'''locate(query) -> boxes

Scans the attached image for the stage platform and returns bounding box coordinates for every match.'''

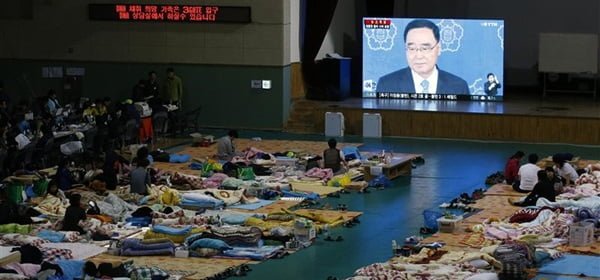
[302,94,600,145]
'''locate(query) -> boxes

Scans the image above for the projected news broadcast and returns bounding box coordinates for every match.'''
[363,18,504,101]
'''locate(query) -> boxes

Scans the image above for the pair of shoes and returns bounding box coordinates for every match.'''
[359,188,371,194]
[324,235,344,242]
[343,219,359,228]
[327,276,338,280]
[327,192,340,198]
[404,235,423,245]
[419,227,436,234]
[337,204,348,211]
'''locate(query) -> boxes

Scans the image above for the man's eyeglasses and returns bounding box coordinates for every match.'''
[406,42,439,54]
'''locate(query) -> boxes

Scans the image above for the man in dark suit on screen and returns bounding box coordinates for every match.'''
[376,19,469,95]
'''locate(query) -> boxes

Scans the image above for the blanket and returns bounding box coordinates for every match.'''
[220,245,284,260]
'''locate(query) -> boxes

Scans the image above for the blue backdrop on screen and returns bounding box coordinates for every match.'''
[362,18,504,99]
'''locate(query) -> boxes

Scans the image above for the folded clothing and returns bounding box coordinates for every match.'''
[143,227,205,244]
[199,226,262,247]
[180,192,224,209]
[121,238,175,251]
[180,199,223,209]
[151,225,192,236]
[121,247,174,256]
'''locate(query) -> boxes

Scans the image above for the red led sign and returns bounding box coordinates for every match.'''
[89,4,251,23]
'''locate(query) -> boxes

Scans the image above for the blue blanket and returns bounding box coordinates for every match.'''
[57,260,85,280]
[152,225,192,236]
[537,254,600,278]
[38,230,65,243]
[169,154,191,163]
[121,238,175,250]
[228,199,277,210]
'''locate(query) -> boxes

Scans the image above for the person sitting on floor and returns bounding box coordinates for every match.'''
[504,151,524,184]
[57,158,76,191]
[216,129,239,161]
[130,158,150,195]
[46,179,67,203]
[132,146,153,167]
[552,155,578,186]
[322,138,347,174]
[545,166,563,194]
[62,194,87,234]
[511,170,555,207]
[513,153,540,193]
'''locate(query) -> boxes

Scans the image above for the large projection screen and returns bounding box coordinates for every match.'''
[363,18,505,101]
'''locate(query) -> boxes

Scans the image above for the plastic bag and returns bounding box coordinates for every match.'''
[60,141,83,155]
[368,175,392,189]
[237,167,256,180]
[423,210,443,231]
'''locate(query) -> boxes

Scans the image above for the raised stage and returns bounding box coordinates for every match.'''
[303,94,600,145]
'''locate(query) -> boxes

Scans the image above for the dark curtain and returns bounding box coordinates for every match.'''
[300,0,338,99]
[365,0,395,17]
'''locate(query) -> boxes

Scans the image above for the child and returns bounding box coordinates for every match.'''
[130,158,150,195]
[62,194,87,234]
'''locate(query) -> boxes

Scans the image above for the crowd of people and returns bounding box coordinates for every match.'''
[505,151,599,207]
[0,68,185,180]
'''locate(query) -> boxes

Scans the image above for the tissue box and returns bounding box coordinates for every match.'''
[569,222,594,247]
[437,216,462,233]
[294,227,316,242]
[175,247,189,258]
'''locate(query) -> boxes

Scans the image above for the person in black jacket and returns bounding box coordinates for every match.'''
[62,194,87,234]
[512,170,555,207]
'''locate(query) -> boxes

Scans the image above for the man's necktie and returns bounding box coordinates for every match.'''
[421,80,429,94]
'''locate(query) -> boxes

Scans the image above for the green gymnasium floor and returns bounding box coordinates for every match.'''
[173,129,600,280]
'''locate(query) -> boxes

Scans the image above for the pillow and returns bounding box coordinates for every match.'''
[189,238,231,251]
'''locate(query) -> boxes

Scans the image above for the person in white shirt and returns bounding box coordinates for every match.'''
[553,158,579,186]
[513,154,541,193]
